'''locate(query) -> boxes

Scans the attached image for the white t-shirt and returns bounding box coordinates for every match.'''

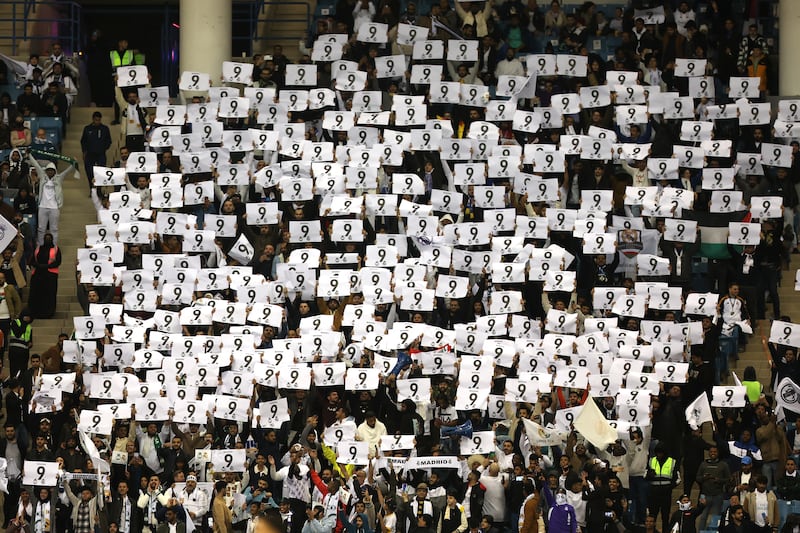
[754,491,769,526]
[127,104,144,135]
[384,512,397,533]
[0,285,10,320]
[40,177,58,209]
[739,471,752,501]
[480,473,507,523]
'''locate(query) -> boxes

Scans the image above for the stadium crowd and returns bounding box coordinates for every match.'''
[0,1,799,533]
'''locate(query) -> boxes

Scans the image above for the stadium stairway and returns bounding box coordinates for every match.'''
[257,0,316,61]
[27,107,116,356]
[726,263,799,393]
[0,3,31,57]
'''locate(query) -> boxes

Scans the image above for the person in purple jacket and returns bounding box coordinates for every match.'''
[542,485,577,533]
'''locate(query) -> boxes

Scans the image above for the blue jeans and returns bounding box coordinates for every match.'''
[763,460,779,490]
[717,327,739,382]
[698,493,724,530]
[630,476,648,524]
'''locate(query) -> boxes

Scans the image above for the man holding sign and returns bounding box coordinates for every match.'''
[114,85,148,152]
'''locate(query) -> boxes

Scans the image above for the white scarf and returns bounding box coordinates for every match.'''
[121,496,131,532]
[34,501,49,533]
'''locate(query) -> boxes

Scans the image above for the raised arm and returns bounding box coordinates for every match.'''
[27,153,44,176]
[309,467,329,496]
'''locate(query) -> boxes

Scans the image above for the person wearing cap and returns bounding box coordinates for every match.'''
[64,482,105,533]
[173,473,207,529]
[401,483,436,533]
[27,152,70,246]
[541,484,577,533]
[732,456,757,502]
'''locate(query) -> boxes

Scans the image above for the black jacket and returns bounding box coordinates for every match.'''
[668,504,704,533]
[108,494,143,533]
[4,390,25,428]
[465,482,485,527]
[80,123,112,154]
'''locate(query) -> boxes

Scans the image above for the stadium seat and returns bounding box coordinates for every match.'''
[1,188,17,207]
[0,84,22,101]
[315,0,336,17]
[36,116,62,148]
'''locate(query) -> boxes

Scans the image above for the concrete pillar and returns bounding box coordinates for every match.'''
[180,0,231,83]
[780,0,800,96]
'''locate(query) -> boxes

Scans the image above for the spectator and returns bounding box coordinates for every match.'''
[738,24,769,73]
[114,87,148,152]
[544,1,565,35]
[743,476,778,530]
[39,82,67,121]
[80,111,112,195]
[9,116,30,148]
[696,446,731,529]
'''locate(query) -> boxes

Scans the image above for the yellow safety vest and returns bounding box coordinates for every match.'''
[110,49,134,68]
[9,319,31,347]
[649,457,675,485]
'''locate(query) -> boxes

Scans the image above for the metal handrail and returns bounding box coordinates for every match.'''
[232,1,262,57]
[254,1,311,44]
[0,0,82,55]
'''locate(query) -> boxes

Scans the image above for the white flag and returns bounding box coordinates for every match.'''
[684,393,713,430]
[776,377,800,414]
[573,394,618,448]
[522,417,565,446]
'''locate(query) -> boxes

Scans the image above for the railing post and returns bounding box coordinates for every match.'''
[12,3,16,56]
